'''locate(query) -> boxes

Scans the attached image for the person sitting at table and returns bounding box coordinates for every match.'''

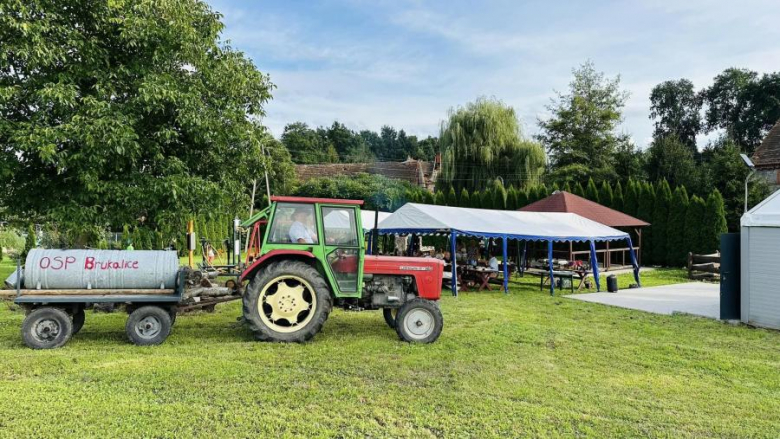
[488,253,499,271]
[442,251,452,263]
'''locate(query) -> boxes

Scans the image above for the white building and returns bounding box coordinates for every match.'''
[741,190,780,330]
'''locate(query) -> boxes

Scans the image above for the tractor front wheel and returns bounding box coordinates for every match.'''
[395,299,443,343]
[243,261,332,343]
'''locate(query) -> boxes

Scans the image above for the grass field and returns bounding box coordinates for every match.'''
[0,265,778,437]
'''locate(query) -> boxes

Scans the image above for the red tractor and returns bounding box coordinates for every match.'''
[239,196,444,343]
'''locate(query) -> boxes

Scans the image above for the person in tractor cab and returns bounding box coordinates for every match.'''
[288,208,318,244]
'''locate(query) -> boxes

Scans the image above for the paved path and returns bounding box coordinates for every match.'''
[564,282,720,319]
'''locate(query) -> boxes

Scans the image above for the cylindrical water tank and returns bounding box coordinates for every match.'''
[25,249,179,290]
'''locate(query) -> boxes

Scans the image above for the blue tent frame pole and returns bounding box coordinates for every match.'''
[521,240,527,275]
[548,240,555,296]
[589,240,601,292]
[627,236,641,287]
[367,232,373,255]
[450,231,458,297]
[502,235,509,294]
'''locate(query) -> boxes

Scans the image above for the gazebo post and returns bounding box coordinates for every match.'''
[502,235,509,294]
[589,240,601,292]
[548,240,555,296]
[627,236,641,287]
[450,230,458,297]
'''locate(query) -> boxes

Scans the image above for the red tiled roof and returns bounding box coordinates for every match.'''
[519,191,649,227]
[752,120,780,170]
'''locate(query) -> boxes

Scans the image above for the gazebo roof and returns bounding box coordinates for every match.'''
[519,191,649,228]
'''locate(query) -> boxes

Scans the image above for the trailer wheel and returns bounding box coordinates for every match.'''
[382,308,398,329]
[395,299,443,343]
[126,306,172,346]
[21,307,73,349]
[72,308,85,335]
[243,260,332,342]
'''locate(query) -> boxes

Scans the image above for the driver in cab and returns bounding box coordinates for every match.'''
[289,208,318,244]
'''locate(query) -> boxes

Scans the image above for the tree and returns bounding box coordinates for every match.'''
[667,186,690,267]
[447,187,458,207]
[434,191,446,206]
[423,191,435,205]
[282,122,339,164]
[599,181,614,208]
[652,180,672,265]
[649,79,702,150]
[480,190,492,209]
[516,189,528,208]
[645,136,699,192]
[573,182,586,198]
[613,141,647,182]
[538,61,630,184]
[585,178,600,204]
[459,188,471,208]
[439,97,546,192]
[703,190,728,253]
[636,183,656,264]
[23,225,37,257]
[685,195,707,254]
[506,187,519,210]
[0,0,274,236]
[612,181,624,212]
[622,180,639,217]
[702,68,780,153]
[563,182,573,193]
[491,180,507,210]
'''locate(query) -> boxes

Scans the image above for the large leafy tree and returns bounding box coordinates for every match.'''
[649,79,702,151]
[281,122,339,164]
[538,61,630,184]
[645,135,700,192]
[702,68,780,153]
[439,97,546,192]
[0,0,274,234]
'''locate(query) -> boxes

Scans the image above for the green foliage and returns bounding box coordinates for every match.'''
[585,178,600,203]
[646,136,699,192]
[685,196,707,254]
[652,180,672,265]
[563,182,573,193]
[0,229,25,258]
[636,183,655,264]
[423,191,435,205]
[516,189,528,208]
[539,61,630,183]
[506,187,518,210]
[702,68,780,153]
[23,225,36,257]
[491,180,507,210]
[480,190,493,209]
[612,181,624,212]
[459,188,471,208]
[598,181,613,208]
[294,174,418,211]
[573,182,586,198]
[703,190,728,254]
[434,191,446,206]
[649,79,702,149]
[447,187,458,207]
[281,122,339,164]
[667,187,690,267]
[0,0,274,234]
[439,97,546,192]
[623,180,639,217]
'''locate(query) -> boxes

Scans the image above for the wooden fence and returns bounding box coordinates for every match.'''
[687,252,720,280]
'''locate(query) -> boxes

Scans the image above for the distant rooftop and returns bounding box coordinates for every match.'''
[294,157,439,191]
[752,120,780,170]
[519,190,649,228]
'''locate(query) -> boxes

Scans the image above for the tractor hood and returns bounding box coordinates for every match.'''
[363,255,444,300]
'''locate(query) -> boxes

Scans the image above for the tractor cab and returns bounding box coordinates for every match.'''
[239,196,444,343]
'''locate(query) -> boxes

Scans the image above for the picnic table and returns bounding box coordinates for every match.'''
[461,266,499,291]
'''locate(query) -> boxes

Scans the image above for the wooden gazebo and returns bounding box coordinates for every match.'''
[520,191,650,269]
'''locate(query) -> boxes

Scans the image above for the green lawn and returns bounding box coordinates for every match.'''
[0,268,778,437]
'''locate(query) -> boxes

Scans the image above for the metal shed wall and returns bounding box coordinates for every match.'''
[741,226,780,329]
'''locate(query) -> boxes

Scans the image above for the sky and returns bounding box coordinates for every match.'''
[209,0,780,149]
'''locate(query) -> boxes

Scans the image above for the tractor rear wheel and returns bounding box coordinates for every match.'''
[395,299,443,343]
[243,260,332,343]
[382,308,398,329]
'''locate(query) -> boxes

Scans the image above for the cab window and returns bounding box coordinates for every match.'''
[322,207,359,246]
[268,203,318,244]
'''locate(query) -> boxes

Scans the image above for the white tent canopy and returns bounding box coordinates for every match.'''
[742,189,780,227]
[361,210,391,231]
[323,209,391,231]
[378,203,629,241]
[377,203,640,296]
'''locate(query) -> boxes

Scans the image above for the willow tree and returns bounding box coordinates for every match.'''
[439,98,546,192]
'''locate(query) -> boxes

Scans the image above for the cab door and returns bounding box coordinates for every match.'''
[319,205,364,297]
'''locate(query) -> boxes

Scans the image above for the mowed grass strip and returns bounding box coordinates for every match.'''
[0,267,777,437]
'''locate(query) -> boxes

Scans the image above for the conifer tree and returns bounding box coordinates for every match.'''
[585,178,600,203]
[667,186,690,266]
[563,181,573,193]
[447,187,458,206]
[686,195,706,254]
[506,187,518,210]
[703,190,728,253]
[652,180,672,265]
[459,188,471,208]
[613,181,624,212]
[599,181,614,208]
[636,182,656,264]
[516,189,528,208]
[573,182,586,198]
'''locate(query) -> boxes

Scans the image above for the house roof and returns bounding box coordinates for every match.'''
[752,120,780,170]
[519,191,650,228]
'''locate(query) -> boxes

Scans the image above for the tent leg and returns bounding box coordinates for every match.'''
[627,236,641,287]
[589,240,601,292]
[367,233,372,255]
[450,231,458,297]
[502,236,509,294]
[548,240,555,296]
